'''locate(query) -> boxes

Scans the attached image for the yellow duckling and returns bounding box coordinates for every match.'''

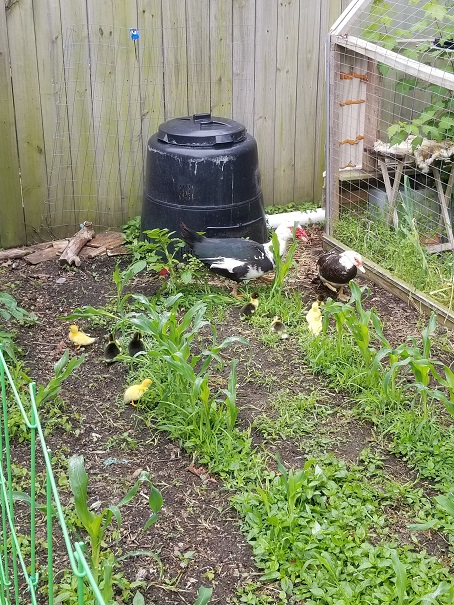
[306,301,323,336]
[123,379,152,406]
[68,324,96,349]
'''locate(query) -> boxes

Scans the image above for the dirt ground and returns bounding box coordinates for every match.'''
[1,230,451,604]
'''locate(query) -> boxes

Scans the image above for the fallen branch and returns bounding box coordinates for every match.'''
[59,222,95,267]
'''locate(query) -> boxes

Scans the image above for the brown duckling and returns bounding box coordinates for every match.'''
[104,332,121,363]
[128,332,145,357]
[239,292,260,319]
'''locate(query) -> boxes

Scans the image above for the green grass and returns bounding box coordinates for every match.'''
[334,212,454,310]
[253,389,333,441]
[51,231,454,604]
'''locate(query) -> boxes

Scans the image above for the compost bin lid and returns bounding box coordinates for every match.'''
[157,113,247,146]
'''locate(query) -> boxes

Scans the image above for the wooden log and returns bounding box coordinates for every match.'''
[85,231,123,249]
[106,245,130,257]
[59,222,95,267]
[25,246,59,265]
[79,245,107,259]
[0,248,32,261]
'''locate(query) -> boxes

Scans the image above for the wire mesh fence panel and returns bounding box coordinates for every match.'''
[45,23,257,237]
[0,347,106,605]
[326,0,454,311]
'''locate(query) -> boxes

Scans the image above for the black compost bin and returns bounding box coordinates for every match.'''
[141,113,267,244]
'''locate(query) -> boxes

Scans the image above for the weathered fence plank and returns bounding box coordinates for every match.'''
[210,0,233,118]
[232,0,255,134]
[137,0,165,159]
[254,0,278,206]
[273,0,300,205]
[0,4,26,248]
[6,0,48,243]
[294,0,322,203]
[110,2,144,222]
[186,0,211,116]
[86,1,122,228]
[162,0,189,120]
[34,0,73,239]
[60,1,97,229]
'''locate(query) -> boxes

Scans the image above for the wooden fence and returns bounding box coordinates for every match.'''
[0,0,350,248]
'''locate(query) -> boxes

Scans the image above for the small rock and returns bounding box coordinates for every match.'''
[56,277,66,284]
[135,568,148,582]
[131,468,144,479]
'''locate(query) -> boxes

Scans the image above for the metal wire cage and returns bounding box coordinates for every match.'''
[325,0,454,310]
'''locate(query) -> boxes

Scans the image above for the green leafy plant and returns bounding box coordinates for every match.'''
[63,260,148,334]
[35,350,85,406]
[193,586,213,605]
[321,283,381,366]
[112,260,147,311]
[364,0,454,147]
[321,297,351,352]
[68,455,162,599]
[221,358,239,434]
[0,292,37,325]
[128,295,247,453]
[381,313,440,414]
[269,228,299,298]
[122,215,141,243]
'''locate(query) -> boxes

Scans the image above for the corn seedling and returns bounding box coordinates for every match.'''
[382,313,439,414]
[321,297,351,353]
[63,260,147,334]
[343,282,377,366]
[127,296,246,453]
[68,455,162,599]
[269,227,299,298]
[112,259,147,312]
[221,359,239,434]
[430,365,454,417]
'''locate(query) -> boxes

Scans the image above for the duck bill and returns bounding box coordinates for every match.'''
[358,264,366,273]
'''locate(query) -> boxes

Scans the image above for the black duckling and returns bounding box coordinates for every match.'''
[270,316,289,339]
[104,332,121,363]
[239,292,260,319]
[128,332,145,357]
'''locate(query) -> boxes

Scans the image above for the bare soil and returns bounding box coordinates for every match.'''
[1,229,452,604]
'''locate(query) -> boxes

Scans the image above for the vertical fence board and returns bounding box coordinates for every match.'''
[162,0,188,120]
[232,0,255,133]
[186,0,211,116]
[33,0,74,239]
[210,0,233,118]
[60,1,98,229]
[254,0,277,206]
[294,0,322,203]
[7,0,48,243]
[273,0,300,205]
[137,0,165,166]
[0,5,26,248]
[110,2,143,222]
[86,1,123,228]
[313,0,344,204]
